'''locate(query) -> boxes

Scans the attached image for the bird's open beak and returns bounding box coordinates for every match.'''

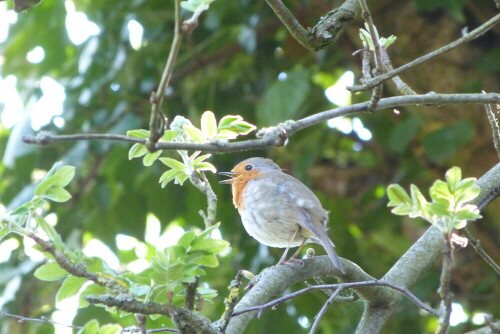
[218,171,237,184]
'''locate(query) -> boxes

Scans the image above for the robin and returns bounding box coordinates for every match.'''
[220,157,345,274]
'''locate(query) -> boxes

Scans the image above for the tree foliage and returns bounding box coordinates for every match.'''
[0,0,499,333]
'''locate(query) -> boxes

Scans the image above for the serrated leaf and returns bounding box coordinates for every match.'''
[178,231,196,250]
[53,166,75,188]
[143,151,162,166]
[387,184,412,206]
[159,157,186,171]
[190,238,229,254]
[56,276,88,302]
[429,180,451,201]
[201,111,217,139]
[44,188,72,203]
[127,129,150,138]
[34,262,69,281]
[128,143,148,160]
[455,183,480,204]
[445,166,462,191]
[184,124,206,143]
[410,184,428,215]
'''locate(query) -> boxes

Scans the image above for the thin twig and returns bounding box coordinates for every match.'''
[22,93,500,152]
[380,47,417,95]
[231,280,438,318]
[348,13,500,92]
[463,227,500,275]
[1,312,81,330]
[136,314,148,334]
[309,287,344,334]
[147,0,184,151]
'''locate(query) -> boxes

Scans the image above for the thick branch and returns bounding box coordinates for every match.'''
[86,295,219,334]
[348,13,500,92]
[23,93,500,152]
[265,0,359,50]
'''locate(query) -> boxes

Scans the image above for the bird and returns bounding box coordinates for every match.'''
[219,157,345,274]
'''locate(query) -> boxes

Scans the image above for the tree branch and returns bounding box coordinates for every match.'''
[22,93,500,152]
[348,13,500,92]
[265,0,360,50]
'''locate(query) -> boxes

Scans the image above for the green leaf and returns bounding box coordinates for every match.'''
[178,231,196,250]
[35,215,61,245]
[143,151,162,166]
[56,276,88,302]
[184,123,206,143]
[257,69,310,125]
[127,129,150,138]
[190,238,229,254]
[159,157,186,171]
[201,111,217,139]
[34,262,69,281]
[410,184,429,217]
[77,319,100,334]
[34,175,60,196]
[456,184,480,204]
[159,169,184,187]
[161,130,178,141]
[53,166,76,188]
[387,184,412,206]
[197,222,220,238]
[429,201,452,217]
[455,205,482,221]
[445,166,462,192]
[176,173,189,185]
[390,204,413,216]
[128,143,148,159]
[192,254,219,267]
[195,162,216,173]
[44,187,72,203]
[429,180,451,201]
[98,324,123,334]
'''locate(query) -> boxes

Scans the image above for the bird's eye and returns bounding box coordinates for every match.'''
[245,164,253,171]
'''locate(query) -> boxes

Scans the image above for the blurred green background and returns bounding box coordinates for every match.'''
[0,0,498,333]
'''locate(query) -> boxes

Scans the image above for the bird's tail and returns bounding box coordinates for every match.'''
[317,231,345,274]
